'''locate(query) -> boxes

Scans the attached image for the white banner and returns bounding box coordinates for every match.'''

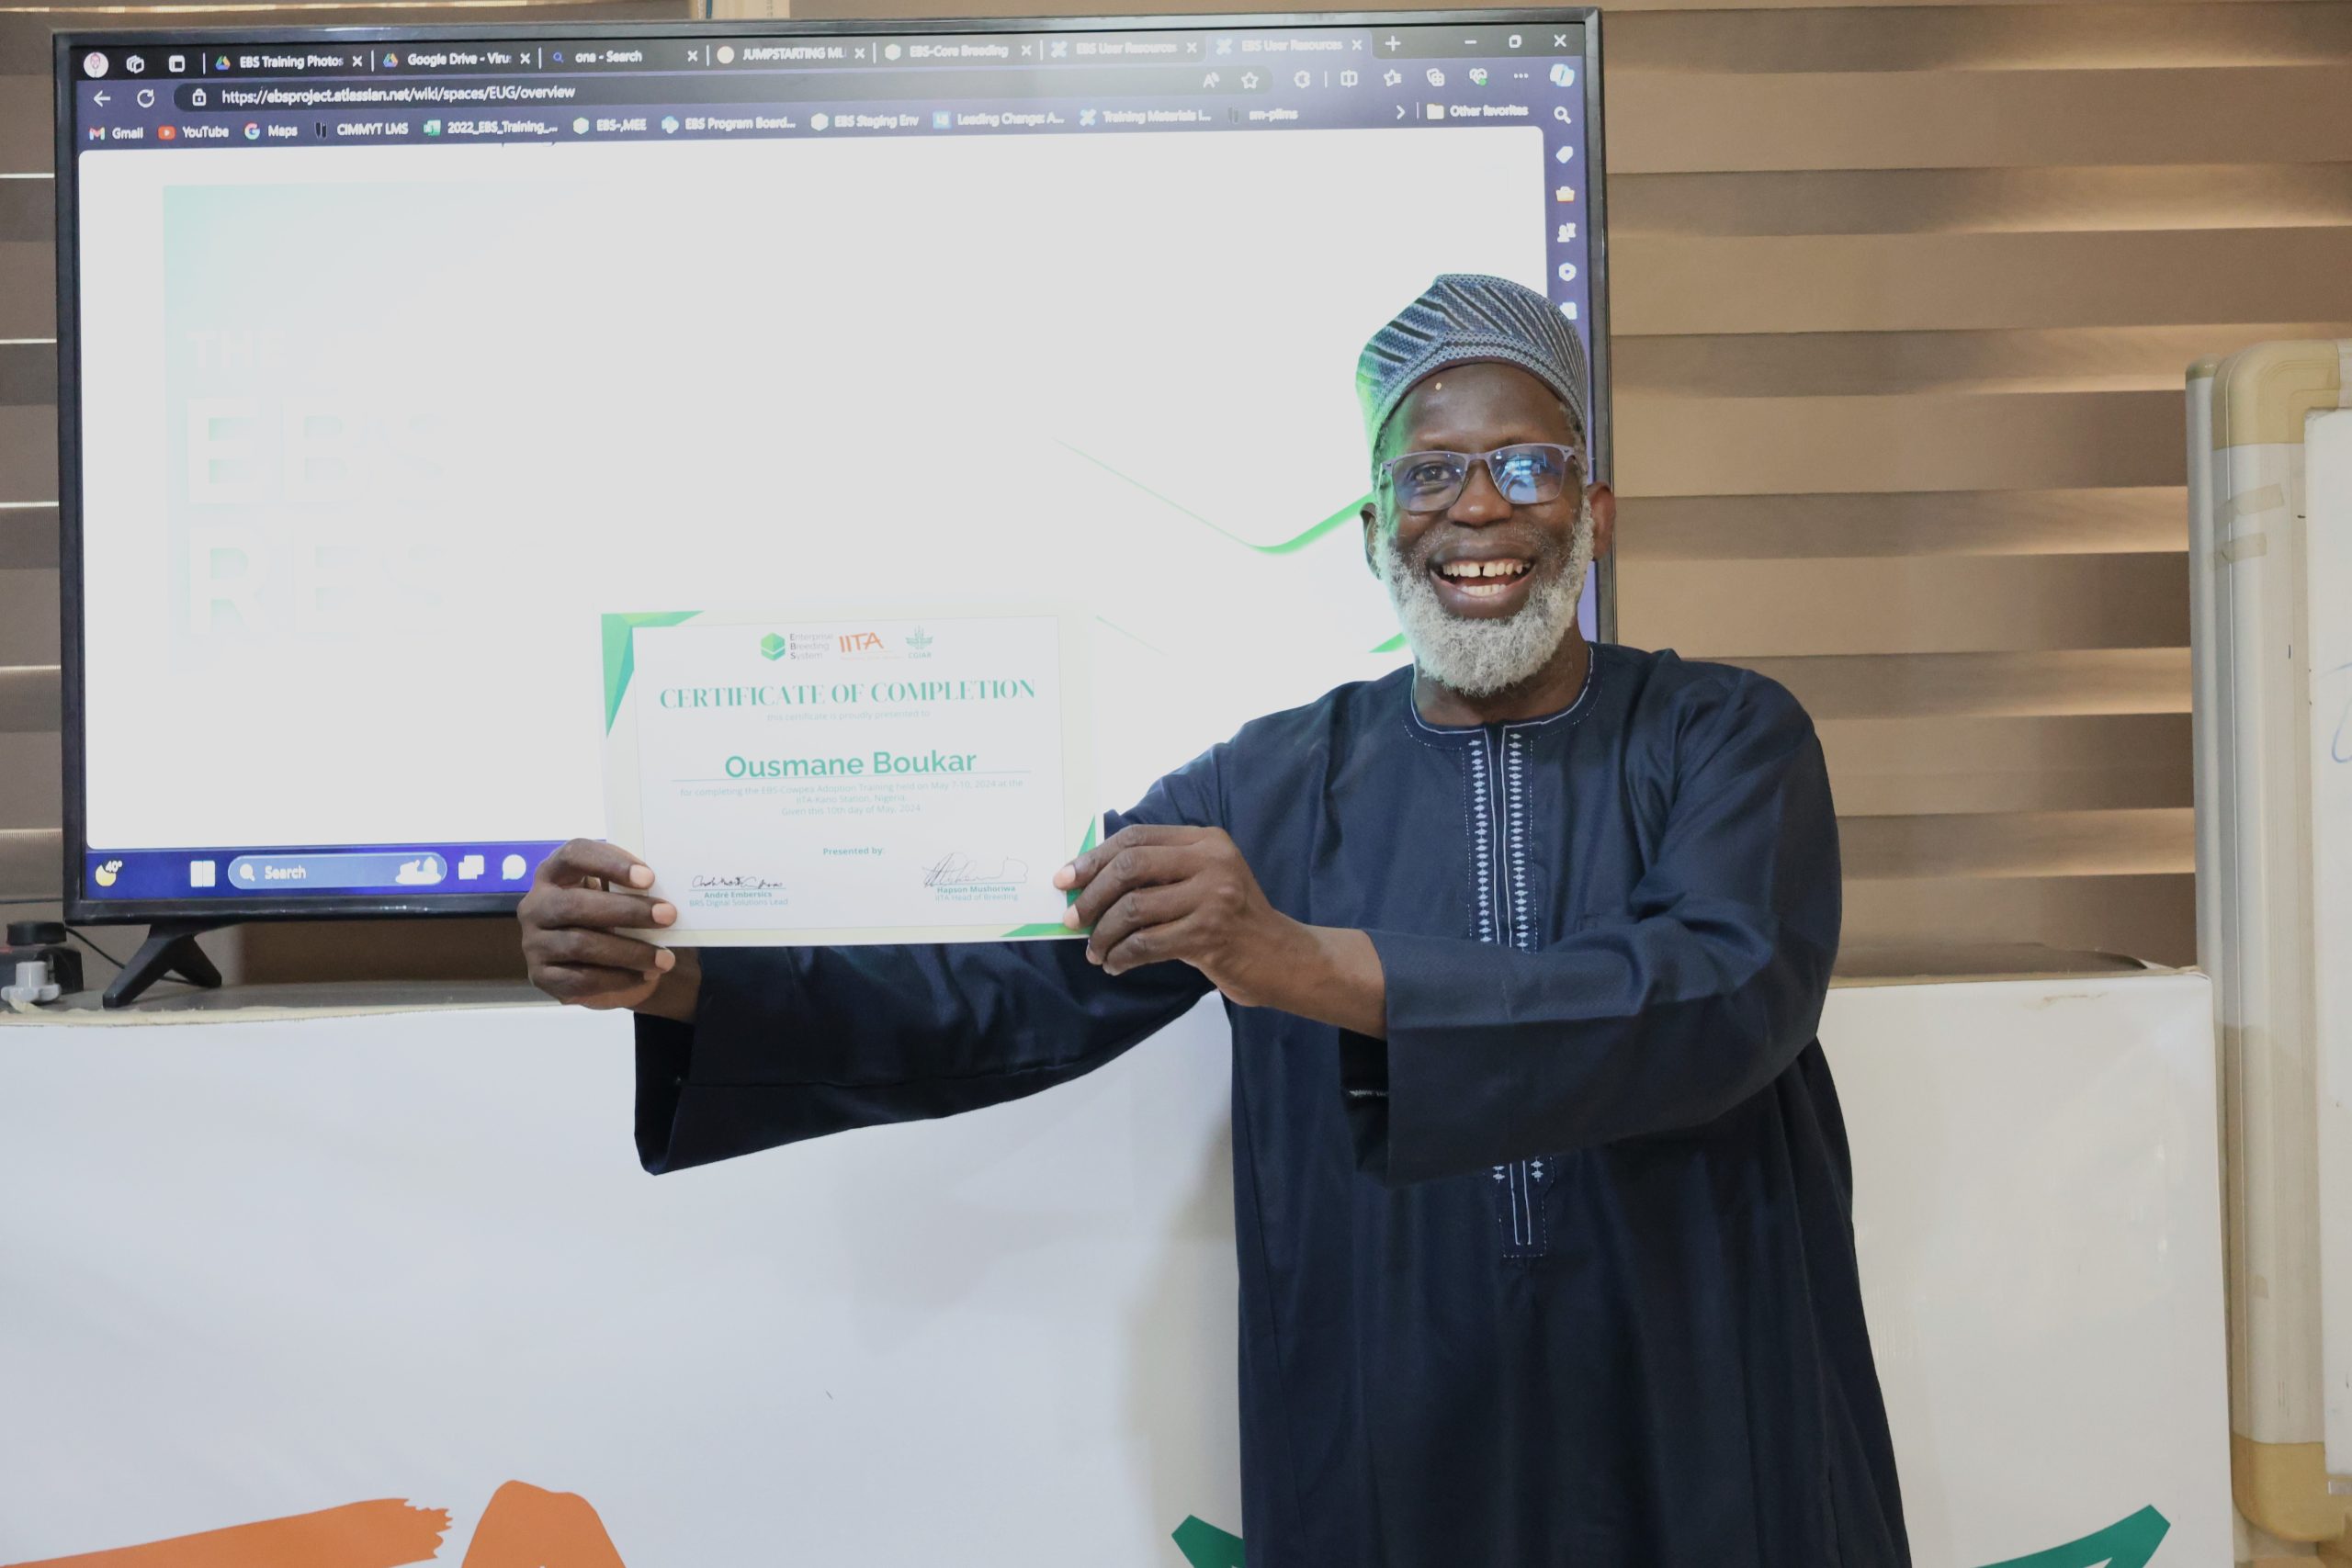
[0,973,2227,1566]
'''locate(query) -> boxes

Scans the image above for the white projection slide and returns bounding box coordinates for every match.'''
[75,128,1546,852]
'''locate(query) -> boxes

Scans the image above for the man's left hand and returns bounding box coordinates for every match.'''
[1056,825,1387,1033]
[1054,825,1304,1003]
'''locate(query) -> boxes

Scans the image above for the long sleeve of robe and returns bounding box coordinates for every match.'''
[633,645,1910,1568]
[1341,666,1840,1184]
[633,767,1218,1176]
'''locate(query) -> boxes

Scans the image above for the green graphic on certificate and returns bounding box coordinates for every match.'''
[601,605,1095,946]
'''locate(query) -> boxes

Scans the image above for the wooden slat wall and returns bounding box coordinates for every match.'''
[1600,0,2352,969]
[0,9,61,927]
[782,0,2352,972]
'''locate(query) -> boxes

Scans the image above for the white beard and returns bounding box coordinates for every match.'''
[1380,496,1595,700]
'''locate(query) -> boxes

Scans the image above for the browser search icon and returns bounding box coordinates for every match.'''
[1553,106,1571,123]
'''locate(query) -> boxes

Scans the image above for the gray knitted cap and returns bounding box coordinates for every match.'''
[1356,273,1589,454]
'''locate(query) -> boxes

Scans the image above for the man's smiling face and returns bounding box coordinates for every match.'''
[1363,360,1615,700]
[1372,360,1591,618]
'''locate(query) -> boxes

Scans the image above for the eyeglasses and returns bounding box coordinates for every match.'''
[1375,443,1586,514]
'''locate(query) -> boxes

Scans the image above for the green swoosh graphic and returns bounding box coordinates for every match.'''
[602,611,700,733]
[1976,1506,2169,1568]
[1056,438,1367,557]
[1171,1515,1245,1568]
[1371,632,1407,654]
[1170,1506,2170,1568]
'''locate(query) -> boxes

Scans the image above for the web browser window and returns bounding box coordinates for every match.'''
[62,16,1602,914]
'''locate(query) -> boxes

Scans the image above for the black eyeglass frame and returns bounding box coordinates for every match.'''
[1374,442,1591,514]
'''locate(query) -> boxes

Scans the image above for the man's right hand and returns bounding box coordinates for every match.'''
[519,839,700,1022]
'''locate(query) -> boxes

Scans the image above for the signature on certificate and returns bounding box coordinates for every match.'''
[922,852,1030,887]
[691,874,786,890]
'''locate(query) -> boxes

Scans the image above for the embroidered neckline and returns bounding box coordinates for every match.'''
[1403,642,1605,746]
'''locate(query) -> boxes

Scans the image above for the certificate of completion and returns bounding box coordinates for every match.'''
[601,605,1094,945]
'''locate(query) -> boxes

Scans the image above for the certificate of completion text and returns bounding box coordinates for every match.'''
[601,606,1093,945]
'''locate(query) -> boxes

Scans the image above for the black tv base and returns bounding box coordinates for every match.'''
[103,920,225,1010]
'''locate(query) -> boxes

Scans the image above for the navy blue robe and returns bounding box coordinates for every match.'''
[634,643,1910,1567]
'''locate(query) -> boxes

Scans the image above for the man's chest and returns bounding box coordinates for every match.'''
[1228,732,1663,947]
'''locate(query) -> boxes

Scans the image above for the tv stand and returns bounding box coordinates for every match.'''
[103,920,226,1010]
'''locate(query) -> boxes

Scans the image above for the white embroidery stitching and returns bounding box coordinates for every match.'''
[1466,741,1498,946]
[1498,729,1553,1257]
[1422,661,1601,1262]
[1506,731,1533,954]
[1473,731,1549,1258]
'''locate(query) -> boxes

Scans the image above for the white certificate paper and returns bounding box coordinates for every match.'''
[601,605,1094,945]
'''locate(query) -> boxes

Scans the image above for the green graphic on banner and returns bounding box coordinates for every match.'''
[1167,1506,2168,1568]
[601,611,700,733]
[1171,1515,1246,1568]
[1056,439,1367,557]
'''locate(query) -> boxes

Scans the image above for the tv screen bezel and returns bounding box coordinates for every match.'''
[53,6,1611,925]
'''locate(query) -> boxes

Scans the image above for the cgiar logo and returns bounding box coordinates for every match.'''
[906,627,934,657]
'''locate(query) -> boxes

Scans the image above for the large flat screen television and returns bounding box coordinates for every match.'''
[54,9,1609,984]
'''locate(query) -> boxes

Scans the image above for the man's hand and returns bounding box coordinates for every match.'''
[518,840,700,1022]
[1055,825,1385,1034]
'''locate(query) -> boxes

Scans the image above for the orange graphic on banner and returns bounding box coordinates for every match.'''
[4,1481,626,1568]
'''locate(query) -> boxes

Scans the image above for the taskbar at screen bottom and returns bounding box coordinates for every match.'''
[82,841,566,902]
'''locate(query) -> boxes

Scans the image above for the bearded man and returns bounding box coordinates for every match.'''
[521,273,1911,1567]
